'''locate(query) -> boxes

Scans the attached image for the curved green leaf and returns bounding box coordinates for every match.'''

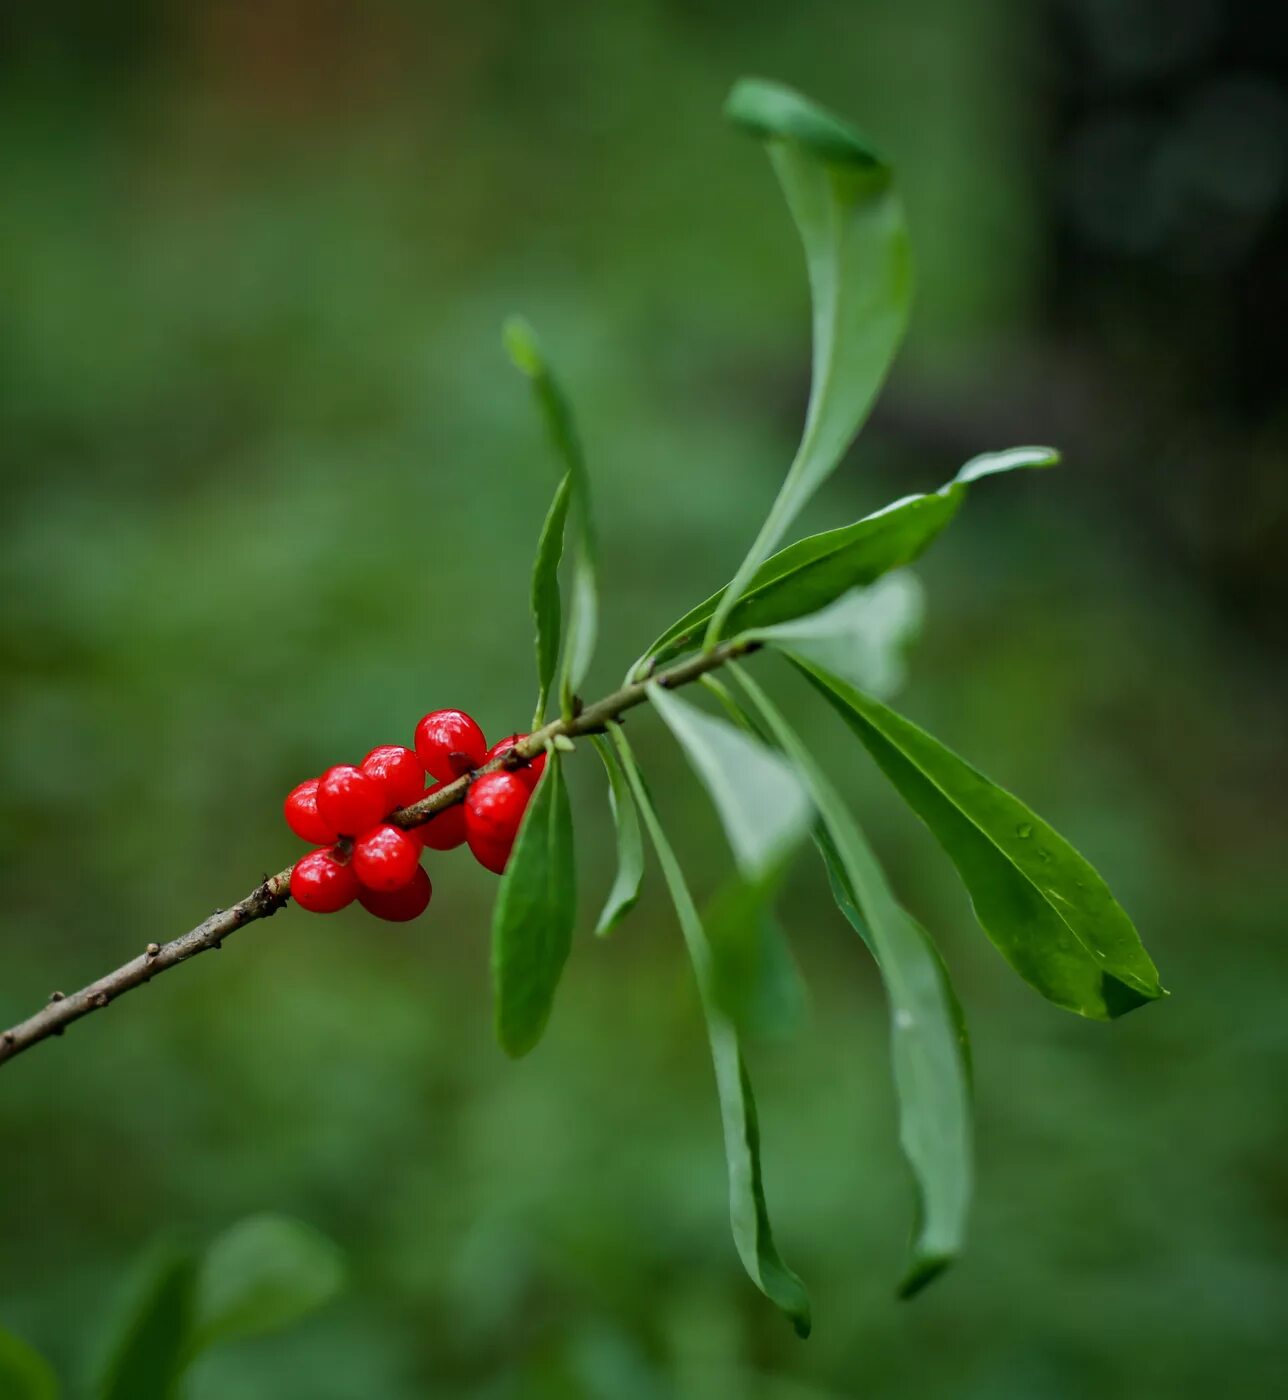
[745,572,924,698]
[0,1328,58,1400]
[491,749,577,1056]
[96,1245,197,1400]
[647,682,811,880]
[791,658,1165,1019]
[637,446,1058,673]
[505,318,598,720]
[703,875,808,1041]
[610,725,811,1336]
[530,471,572,727]
[733,667,972,1294]
[192,1214,345,1352]
[591,736,644,937]
[705,80,913,647]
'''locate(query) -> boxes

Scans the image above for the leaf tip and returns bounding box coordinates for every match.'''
[502,315,543,377]
[897,1251,953,1300]
[724,76,887,171]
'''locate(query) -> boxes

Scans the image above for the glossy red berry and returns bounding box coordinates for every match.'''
[410,785,468,851]
[352,824,422,892]
[484,734,547,791]
[284,778,339,845]
[359,865,433,922]
[465,771,531,852]
[361,744,426,809]
[290,848,359,913]
[316,764,389,836]
[468,830,513,875]
[414,709,488,783]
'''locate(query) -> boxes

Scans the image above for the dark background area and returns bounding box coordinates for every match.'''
[2,2,1286,1395]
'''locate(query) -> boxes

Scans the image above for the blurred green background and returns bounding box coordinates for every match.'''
[3,1,1286,1395]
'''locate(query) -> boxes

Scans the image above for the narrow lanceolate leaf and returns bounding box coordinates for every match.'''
[192,1215,346,1353]
[97,1245,198,1400]
[791,658,1165,1019]
[530,470,573,727]
[703,875,808,1041]
[647,682,811,880]
[610,725,811,1336]
[0,1328,58,1400]
[744,572,924,698]
[591,736,644,936]
[637,445,1058,674]
[491,749,576,1056]
[704,79,913,648]
[733,667,972,1295]
[504,317,598,720]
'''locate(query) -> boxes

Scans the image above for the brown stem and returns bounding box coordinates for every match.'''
[0,638,756,1068]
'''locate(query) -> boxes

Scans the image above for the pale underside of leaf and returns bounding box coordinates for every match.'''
[610,724,811,1336]
[647,681,811,880]
[591,736,644,936]
[731,665,973,1295]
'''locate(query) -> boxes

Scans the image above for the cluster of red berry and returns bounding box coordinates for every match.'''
[283,709,546,922]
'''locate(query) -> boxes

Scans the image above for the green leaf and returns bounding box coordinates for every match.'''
[647,682,811,880]
[703,874,808,1041]
[96,1245,197,1400]
[705,79,913,648]
[744,571,924,698]
[732,666,972,1295]
[192,1214,346,1352]
[791,658,1165,1019]
[591,737,644,937]
[505,317,598,720]
[610,725,811,1336]
[530,471,572,728]
[637,445,1058,673]
[491,749,577,1056]
[0,1328,58,1400]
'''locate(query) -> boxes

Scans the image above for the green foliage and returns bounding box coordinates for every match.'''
[744,571,925,698]
[97,1246,198,1400]
[0,1328,58,1400]
[505,318,598,722]
[705,79,913,647]
[490,749,577,1057]
[91,1218,345,1400]
[191,1214,346,1352]
[610,726,812,1337]
[529,472,573,729]
[590,736,644,937]
[637,445,1058,673]
[791,658,1165,1019]
[732,667,972,1295]
[647,683,810,881]
[492,84,1157,1324]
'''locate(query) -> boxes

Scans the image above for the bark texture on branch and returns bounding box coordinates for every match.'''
[0,638,756,1068]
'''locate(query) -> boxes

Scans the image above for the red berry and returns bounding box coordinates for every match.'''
[284,778,339,845]
[290,847,359,913]
[484,734,547,790]
[316,764,389,836]
[468,829,513,875]
[359,865,433,922]
[465,771,531,848]
[409,785,468,851]
[414,709,488,782]
[361,744,426,808]
[352,824,422,891]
